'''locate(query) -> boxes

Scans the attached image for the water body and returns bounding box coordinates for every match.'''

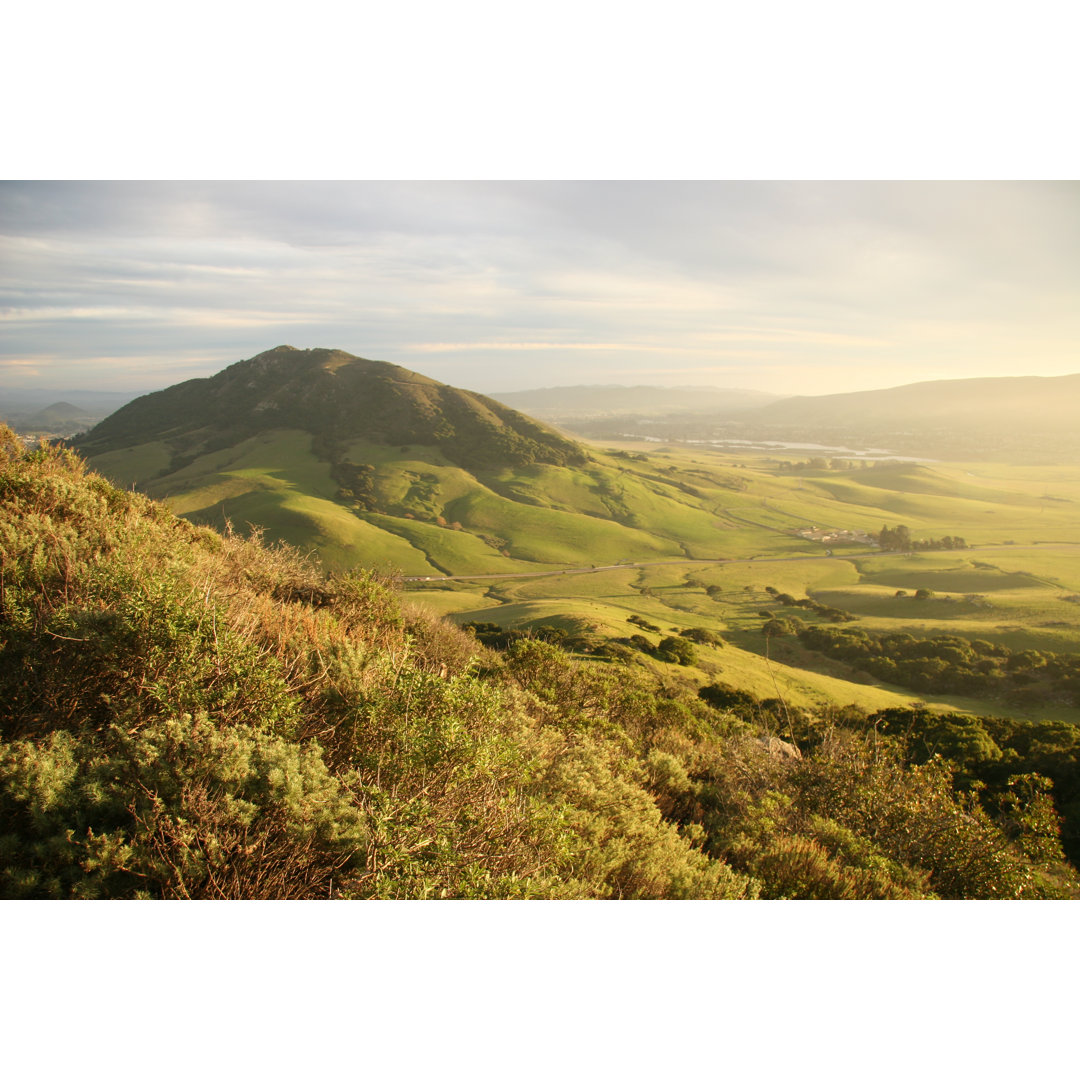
[619,433,936,462]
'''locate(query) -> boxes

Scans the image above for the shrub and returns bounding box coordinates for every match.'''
[0,716,367,899]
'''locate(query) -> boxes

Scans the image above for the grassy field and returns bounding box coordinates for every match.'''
[400,443,1080,724]
[87,427,1080,725]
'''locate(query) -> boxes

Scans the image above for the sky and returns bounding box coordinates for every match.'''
[2,180,1078,399]
[5,1,1080,1050]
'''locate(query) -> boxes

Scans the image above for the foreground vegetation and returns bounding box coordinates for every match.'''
[3,428,1078,899]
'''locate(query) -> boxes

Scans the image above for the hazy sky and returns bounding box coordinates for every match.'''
[2,180,1078,397]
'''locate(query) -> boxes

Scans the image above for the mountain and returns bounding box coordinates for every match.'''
[0,387,142,414]
[753,373,1080,428]
[488,384,784,420]
[75,350,1080,591]
[0,394,137,438]
[81,347,700,574]
[742,373,1080,461]
[76,345,588,472]
[18,401,91,433]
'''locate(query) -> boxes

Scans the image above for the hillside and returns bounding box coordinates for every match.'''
[76,345,587,473]
[750,373,1080,454]
[0,387,140,416]
[755,373,1080,428]
[0,401,98,438]
[4,427,1078,899]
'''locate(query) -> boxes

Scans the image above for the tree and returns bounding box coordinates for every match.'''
[878,524,912,552]
[656,636,695,665]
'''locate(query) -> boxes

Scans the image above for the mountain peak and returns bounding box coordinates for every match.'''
[76,347,588,474]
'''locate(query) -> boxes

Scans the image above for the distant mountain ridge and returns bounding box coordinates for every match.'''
[739,373,1080,460]
[2,401,96,436]
[518,371,1080,462]
[0,388,142,414]
[489,384,783,419]
[752,373,1080,428]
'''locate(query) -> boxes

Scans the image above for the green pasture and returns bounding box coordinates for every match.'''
[402,588,503,618]
[437,586,946,718]
[445,487,681,565]
[972,550,1080,593]
[482,463,614,516]
[499,566,643,601]
[151,430,339,500]
[86,428,1080,725]
[85,439,173,488]
[363,513,541,576]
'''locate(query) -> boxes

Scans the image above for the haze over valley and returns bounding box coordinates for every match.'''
[498,372,1080,463]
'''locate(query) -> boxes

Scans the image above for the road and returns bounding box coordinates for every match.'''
[402,541,1080,585]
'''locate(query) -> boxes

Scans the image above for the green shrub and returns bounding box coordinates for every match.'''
[0,716,366,899]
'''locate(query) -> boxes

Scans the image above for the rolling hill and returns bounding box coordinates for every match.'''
[748,373,1080,456]
[73,348,1080,734]
[82,347,818,576]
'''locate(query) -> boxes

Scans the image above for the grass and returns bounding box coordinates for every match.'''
[11,434,1070,901]
[86,427,1080,727]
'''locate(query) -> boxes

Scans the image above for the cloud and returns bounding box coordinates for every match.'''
[2,181,1079,396]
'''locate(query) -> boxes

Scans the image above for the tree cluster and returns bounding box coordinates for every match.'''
[877,524,966,552]
[796,625,1080,708]
[763,586,855,622]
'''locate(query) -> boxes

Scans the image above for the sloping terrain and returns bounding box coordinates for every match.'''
[752,373,1080,431]
[4,427,1078,899]
[73,350,1080,728]
[76,345,587,473]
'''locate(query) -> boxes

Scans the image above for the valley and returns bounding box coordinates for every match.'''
[9,346,1080,900]
[8,173,1080,909]
[402,446,1080,726]
[75,351,1080,730]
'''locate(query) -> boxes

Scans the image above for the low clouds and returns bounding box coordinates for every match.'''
[2,181,1078,394]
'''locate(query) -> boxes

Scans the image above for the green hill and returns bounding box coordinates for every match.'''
[4,427,1078,899]
[76,345,588,473]
[76,349,766,573]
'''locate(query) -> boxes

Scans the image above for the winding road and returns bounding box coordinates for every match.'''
[402,541,1080,585]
